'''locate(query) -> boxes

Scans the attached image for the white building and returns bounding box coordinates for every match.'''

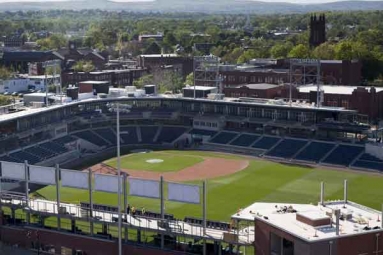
[0,78,29,93]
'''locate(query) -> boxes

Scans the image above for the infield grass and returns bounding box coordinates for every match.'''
[104,151,204,172]
[35,150,383,222]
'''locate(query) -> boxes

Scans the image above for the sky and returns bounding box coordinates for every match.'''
[0,0,380,3]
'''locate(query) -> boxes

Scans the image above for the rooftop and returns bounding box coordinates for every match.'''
[140,54,178,58]
[232,201,382,242]
[237,83,281,90]
[183,86,217,91]
[298,85,383,95]
[79,81,109,85]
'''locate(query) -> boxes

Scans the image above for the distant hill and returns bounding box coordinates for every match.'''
[1,0,383,13]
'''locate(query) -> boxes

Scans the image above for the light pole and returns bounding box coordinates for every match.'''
[116,102,122,255]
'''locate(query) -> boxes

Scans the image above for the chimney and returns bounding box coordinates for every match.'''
[335,209,340,236]
[343,180,348,208]
[320,182,325,206]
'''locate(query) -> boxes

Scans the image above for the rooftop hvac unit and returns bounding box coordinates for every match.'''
[31,102,44,109]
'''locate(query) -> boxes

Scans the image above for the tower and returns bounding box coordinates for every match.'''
[309,14,326,48]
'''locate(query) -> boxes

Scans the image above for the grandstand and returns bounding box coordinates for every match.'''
[0,96,376,173]
[0,94,380,255]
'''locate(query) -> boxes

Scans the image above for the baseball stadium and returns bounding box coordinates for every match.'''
[0,96,383,255]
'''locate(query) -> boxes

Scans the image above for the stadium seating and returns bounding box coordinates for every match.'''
[40,141,68,154]
[140,126,159,144]
[120,126,139,144]
[10,150,41,164]
[54,136,77,146]
[294,142,336,162]
[74,130,109,147]
[230,134,260,147]
[266,139,308,158]
[156,126,188,143]
[0,155,21,163]
[189,129,217,137]
[25,146,56,160]
[210,132,239,145]
[322,145,364,166]
[252,136,281,150]
[352,153,383,171]
[93,128,117,145]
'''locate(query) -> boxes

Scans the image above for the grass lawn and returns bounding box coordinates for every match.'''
[104,151,204,172]
[35,150,383,222]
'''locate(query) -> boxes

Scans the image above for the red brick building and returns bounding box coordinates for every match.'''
[233,200,383,255]
[296,85,383,120]
[62,68,148,87]
[224,83,283,99]
[221,59,362,87]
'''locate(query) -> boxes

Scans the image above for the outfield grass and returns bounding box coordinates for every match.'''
[35,150,383,222]
[104,151,204,172]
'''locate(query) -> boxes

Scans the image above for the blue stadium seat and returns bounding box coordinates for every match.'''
[210,132,238,145]
[359,153,383,163]
[157,126,188,143]
[140,126,159,144]
[323,145,364,166]
[189,129,217,136]
[10,150,41,165]
[266,139,308,158]
[0,155,21,163]
[120,127,139,145]
[230,134,260,147]
[54,136,77,146]
[74,131,109,147]
[252,136,281,150]
[25,146,56,160]
[352,153,383,171]
[93,128,117,145]
[40,141,68,154]
[294,142,336,162]
[353,160,383,172]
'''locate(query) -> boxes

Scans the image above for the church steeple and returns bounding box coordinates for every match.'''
[309,13,326,48]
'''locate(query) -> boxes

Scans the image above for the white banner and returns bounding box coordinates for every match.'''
[61,169,89,189]
[29,166,56,185]
[1,161,25,180]
[129,178,160,199]
[94,174,122,193]
[168,183,200,204]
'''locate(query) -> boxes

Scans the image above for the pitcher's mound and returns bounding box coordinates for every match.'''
[146,159,164,164]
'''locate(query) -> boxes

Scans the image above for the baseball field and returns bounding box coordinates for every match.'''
[35,150,383,222]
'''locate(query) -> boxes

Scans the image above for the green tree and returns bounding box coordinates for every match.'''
[0,67,12,80]
[270,42,293,59]
[0,95,12,106]
[73,61,95,73]
[132,74,154,89]
[312,42,335,60]
[36,34,67,50]
[144,41,161,55]
[288,44,311,59]
[184,72,194,86]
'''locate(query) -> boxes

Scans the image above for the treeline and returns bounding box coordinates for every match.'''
[3,10,383,82]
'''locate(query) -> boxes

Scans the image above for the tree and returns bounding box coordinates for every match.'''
[160,71,183,93]
[0,67,12,80]
[270,42,293,59]
[144,41,161,55]
[36,34,67,50]
[288,44,311,59]
[184,72,194,86]
[312,42,335,60]
[132,74,154,89]
[73,61,95,73]
[0,95,12,106]
[334,41,354,60]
